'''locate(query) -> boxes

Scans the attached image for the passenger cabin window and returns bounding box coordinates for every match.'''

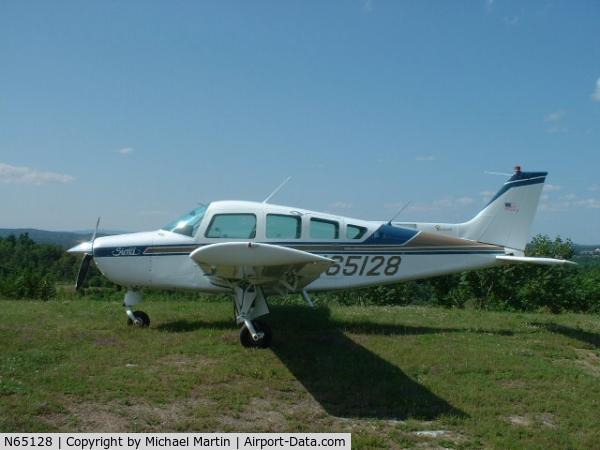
[205,214,256,239]
[310,218,339,239]
[347,224,367,240]
[266,214,301,239]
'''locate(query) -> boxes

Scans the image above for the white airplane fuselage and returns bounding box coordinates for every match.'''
[69,169,566,347]
[90,200,505,293]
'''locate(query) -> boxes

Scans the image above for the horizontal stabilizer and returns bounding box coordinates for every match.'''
[496,255,576,266]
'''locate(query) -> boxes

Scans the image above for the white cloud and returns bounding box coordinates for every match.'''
[539,195,600,211]
[539,201,570,212]
[560,193,577,201]
[575,198,600,209]
[589,184,600,192]
[0,162,74,185]
[415,155,436,161]
[543,183,561,192]
[362,0,373,13]
[455,196,475,205]
[116,147,134,155]
[546,126,568,134]
[544,110,565,123]
[504,16,520,25]
[591,78,600,102]
[544,111,568,133]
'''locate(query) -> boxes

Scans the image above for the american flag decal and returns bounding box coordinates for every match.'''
[504,202,518,212]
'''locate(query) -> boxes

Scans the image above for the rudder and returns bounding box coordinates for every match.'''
[460,167,547,253]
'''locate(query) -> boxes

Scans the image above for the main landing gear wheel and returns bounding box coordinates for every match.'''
[240,320,272,349]
[127,310,150,328]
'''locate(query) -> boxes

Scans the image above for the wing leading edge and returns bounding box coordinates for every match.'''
[189,242,334,291]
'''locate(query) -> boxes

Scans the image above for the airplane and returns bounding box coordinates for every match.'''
[68,166,574,348]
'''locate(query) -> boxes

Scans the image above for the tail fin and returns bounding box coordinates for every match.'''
[460,167,547,252]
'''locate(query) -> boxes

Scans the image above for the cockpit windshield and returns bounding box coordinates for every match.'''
[162,204,209,237]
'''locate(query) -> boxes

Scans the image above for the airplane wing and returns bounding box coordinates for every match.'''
[496,255,576,266]
[189,242,334,292]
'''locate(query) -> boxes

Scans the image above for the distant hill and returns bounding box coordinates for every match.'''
[0,229,117,248]
[574,244,600,256]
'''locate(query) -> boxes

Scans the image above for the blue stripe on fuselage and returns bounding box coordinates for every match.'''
[93,244,503,258]
[362,224,418,245]
[486,171,547,206]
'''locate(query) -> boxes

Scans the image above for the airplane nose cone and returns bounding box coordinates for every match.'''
[68,241,93,254]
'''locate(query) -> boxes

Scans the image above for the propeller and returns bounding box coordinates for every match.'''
[74,217,100,292]
[75,254,93,291]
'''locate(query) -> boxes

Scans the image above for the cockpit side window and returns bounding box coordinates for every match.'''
[162,205,208,237]
[205,214,257,239]
[346,224,367,240]
[266,214,301,239]
[309,218,339,239]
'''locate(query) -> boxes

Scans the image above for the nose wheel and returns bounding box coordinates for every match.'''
[127,310,150,328]
[240,320,272,348]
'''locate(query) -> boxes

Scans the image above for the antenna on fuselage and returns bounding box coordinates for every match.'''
[484,170,512,177]
[387,201,412,225]
[263,176,292,203]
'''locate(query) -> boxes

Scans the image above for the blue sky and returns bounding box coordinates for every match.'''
[1,1,599,243]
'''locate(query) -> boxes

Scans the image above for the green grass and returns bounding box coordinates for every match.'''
[0,297,598,449]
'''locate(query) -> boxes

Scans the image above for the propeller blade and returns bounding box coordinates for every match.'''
[74,217,100,292]
[75,253,93,292]
[91,216,101,243]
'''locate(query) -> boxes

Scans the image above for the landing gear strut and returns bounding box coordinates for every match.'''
[123,290,150,328]
[233,285,272,348]
[240,320,272,348]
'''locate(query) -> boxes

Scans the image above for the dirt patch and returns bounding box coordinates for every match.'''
[507,413,556,428]
[38,397,213,432]
[219,398,289,432]
[573,348,600,377]
[214,386,423,447]
[411,428,466,446]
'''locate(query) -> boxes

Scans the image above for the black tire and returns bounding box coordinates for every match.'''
[127,310,150,328]
[240,325,254,348]
[239,320,272,348]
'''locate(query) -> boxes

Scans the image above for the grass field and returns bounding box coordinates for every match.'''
[0,297,598,449]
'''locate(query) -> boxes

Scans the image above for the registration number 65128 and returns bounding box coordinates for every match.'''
[324,255,402,277]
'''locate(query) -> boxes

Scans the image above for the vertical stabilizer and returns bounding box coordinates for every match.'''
[460,167,547,252]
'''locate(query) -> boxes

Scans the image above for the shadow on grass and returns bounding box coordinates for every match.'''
[531,322,600,348]
[270,305,467,420]
[156,308,513,337]
[332,320,513,336]
[155,319,234,332]
[155,304,510,419]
